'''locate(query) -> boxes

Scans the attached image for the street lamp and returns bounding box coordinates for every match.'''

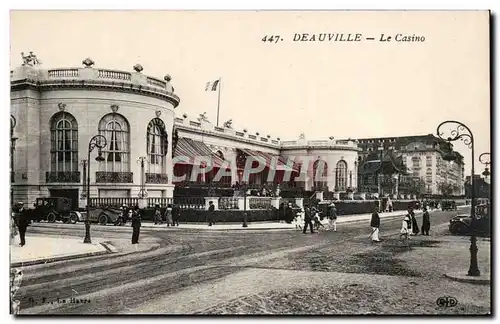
[479,152,490,178]
[437,120,479,276]
[80,160,88,199]
[10,115,18,207]
[137,156,148,199]
[84,135,107,244]
[238,170,248,227]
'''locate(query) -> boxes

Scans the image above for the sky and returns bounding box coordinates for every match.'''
[9,10,491,173]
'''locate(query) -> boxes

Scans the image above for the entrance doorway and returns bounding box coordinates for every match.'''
[49,189,79,210]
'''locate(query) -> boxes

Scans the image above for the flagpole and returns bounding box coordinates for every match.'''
[216,77,221,127]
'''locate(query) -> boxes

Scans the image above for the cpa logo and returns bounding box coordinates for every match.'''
[436,296,458,308]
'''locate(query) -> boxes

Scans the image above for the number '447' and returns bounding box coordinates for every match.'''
[262,35,281,43]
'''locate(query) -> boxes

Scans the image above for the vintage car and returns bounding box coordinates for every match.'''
[449,204,490,236]
[87,206,124,225]
[30,197,79,223]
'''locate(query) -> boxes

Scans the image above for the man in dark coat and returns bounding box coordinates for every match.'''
[172,204,180,226]
[207,201,215,226]
[131,206,141,244]
[370,206,381,242]
[16,202,30,246]
[408,207,419,235]
[421,206,430,235]
[286,203,295,224]
[302,206,315,234]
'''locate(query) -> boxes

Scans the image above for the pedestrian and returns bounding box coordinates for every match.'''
[286,203,295,224]
[302,206,315,234]
[409,207,419,235]
[165,204,174,226]
[312,207,325,231]
[421,206,430,236]
[115,204,128,226]
[131,205,141,244]
[328,203,338,231]
[401,213,411,238]
[370,206,381,242]
[16,202,29,247]
[172,204,180,226]
[154,204,162,225]
[207,201,215,226]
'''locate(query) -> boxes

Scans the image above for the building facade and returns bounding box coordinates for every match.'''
[355,134,465,195]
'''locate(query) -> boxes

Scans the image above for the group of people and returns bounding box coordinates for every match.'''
[292,203,338,234]
[369,205,431,243]
[152,204,180,227]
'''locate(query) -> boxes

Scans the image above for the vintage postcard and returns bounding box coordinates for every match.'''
[9,10,491,315]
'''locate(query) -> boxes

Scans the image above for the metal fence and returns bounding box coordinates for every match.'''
[218,197,239,210]
[249,197,272,209]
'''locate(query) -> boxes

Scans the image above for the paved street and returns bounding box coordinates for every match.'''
[12,209,490,315]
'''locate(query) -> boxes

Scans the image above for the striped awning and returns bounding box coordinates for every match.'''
[238,148,300,173]
[173,138,227,168]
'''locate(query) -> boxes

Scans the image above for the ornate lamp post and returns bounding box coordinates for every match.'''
[10,115,18,207]
[84,135,107,244]
[436,120,479,276]
[479,153,490,178]
[137,156,148,199]
[80,160,88,199]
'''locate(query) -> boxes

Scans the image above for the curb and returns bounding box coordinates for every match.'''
[10,243,113,268]
[443,273,491,285]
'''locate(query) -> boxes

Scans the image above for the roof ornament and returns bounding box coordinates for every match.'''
[299,133,305,140]
[197,112,210,123]
[82,58,95,68]
[21,51,42,67]
[133,64,144,73]
[223,119,233,129]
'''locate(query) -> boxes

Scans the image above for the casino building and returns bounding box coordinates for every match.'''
[10,58,362,208]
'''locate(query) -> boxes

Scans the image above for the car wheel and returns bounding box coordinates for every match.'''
[47,212,57,223]
[69,212,78,224]
[450,223,467,235]
[98,213,108,226]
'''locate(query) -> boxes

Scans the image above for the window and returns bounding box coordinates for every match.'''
[335,160,348,191]
[98,113,130,172]
[50,112,78,172]
[313,159,328,189]
[147,118,168,174]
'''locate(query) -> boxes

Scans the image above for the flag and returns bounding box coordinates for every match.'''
[205,79,220,91]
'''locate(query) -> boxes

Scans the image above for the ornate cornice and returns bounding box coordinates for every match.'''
[11,78,180,108]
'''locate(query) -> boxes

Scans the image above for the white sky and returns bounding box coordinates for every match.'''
[9,10,491,173]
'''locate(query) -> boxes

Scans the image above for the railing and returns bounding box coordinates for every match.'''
[97,69,131,81]
[89,197,139,207]
[48,69,79,78]
[45,171,81,183]
[173,197,206,209]
[96,172,133,183]
[249,197,272,209]
[146,77,166,88]
[219,197,239,210]
[147,197,173,207]
[146,173,169,184]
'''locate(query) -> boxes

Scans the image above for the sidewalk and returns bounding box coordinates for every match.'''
[140,209,421,230]
[10,235,111,267]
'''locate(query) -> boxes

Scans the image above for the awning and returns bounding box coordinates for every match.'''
[174,138,227,168]
[238,148,300,173]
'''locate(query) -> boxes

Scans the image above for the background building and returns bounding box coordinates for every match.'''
[354,134,465,196]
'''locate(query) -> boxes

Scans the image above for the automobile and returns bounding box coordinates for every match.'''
[441,200,457,211]
[449,204,490,236]
[30,197,79,224]
[87,206,124,225]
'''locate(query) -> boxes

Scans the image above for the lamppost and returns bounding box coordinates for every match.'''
[436,120,479,276]
[10,115,18,207]
[479,152,490,200]
[137,156,148,199]
[80,160,88,199]
[238,170,248,227]
[84,135,107,244]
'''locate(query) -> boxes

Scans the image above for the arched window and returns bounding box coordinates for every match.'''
[98,113,130,172]
[147,118,168,174]
[313,159,328,190]
[50,112,78,172]
[335,160,348,191]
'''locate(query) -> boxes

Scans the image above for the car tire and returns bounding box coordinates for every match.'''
[98,213,108,226]
[450,223,467,235]
[47,212,57,223]
[69,212,78,224]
